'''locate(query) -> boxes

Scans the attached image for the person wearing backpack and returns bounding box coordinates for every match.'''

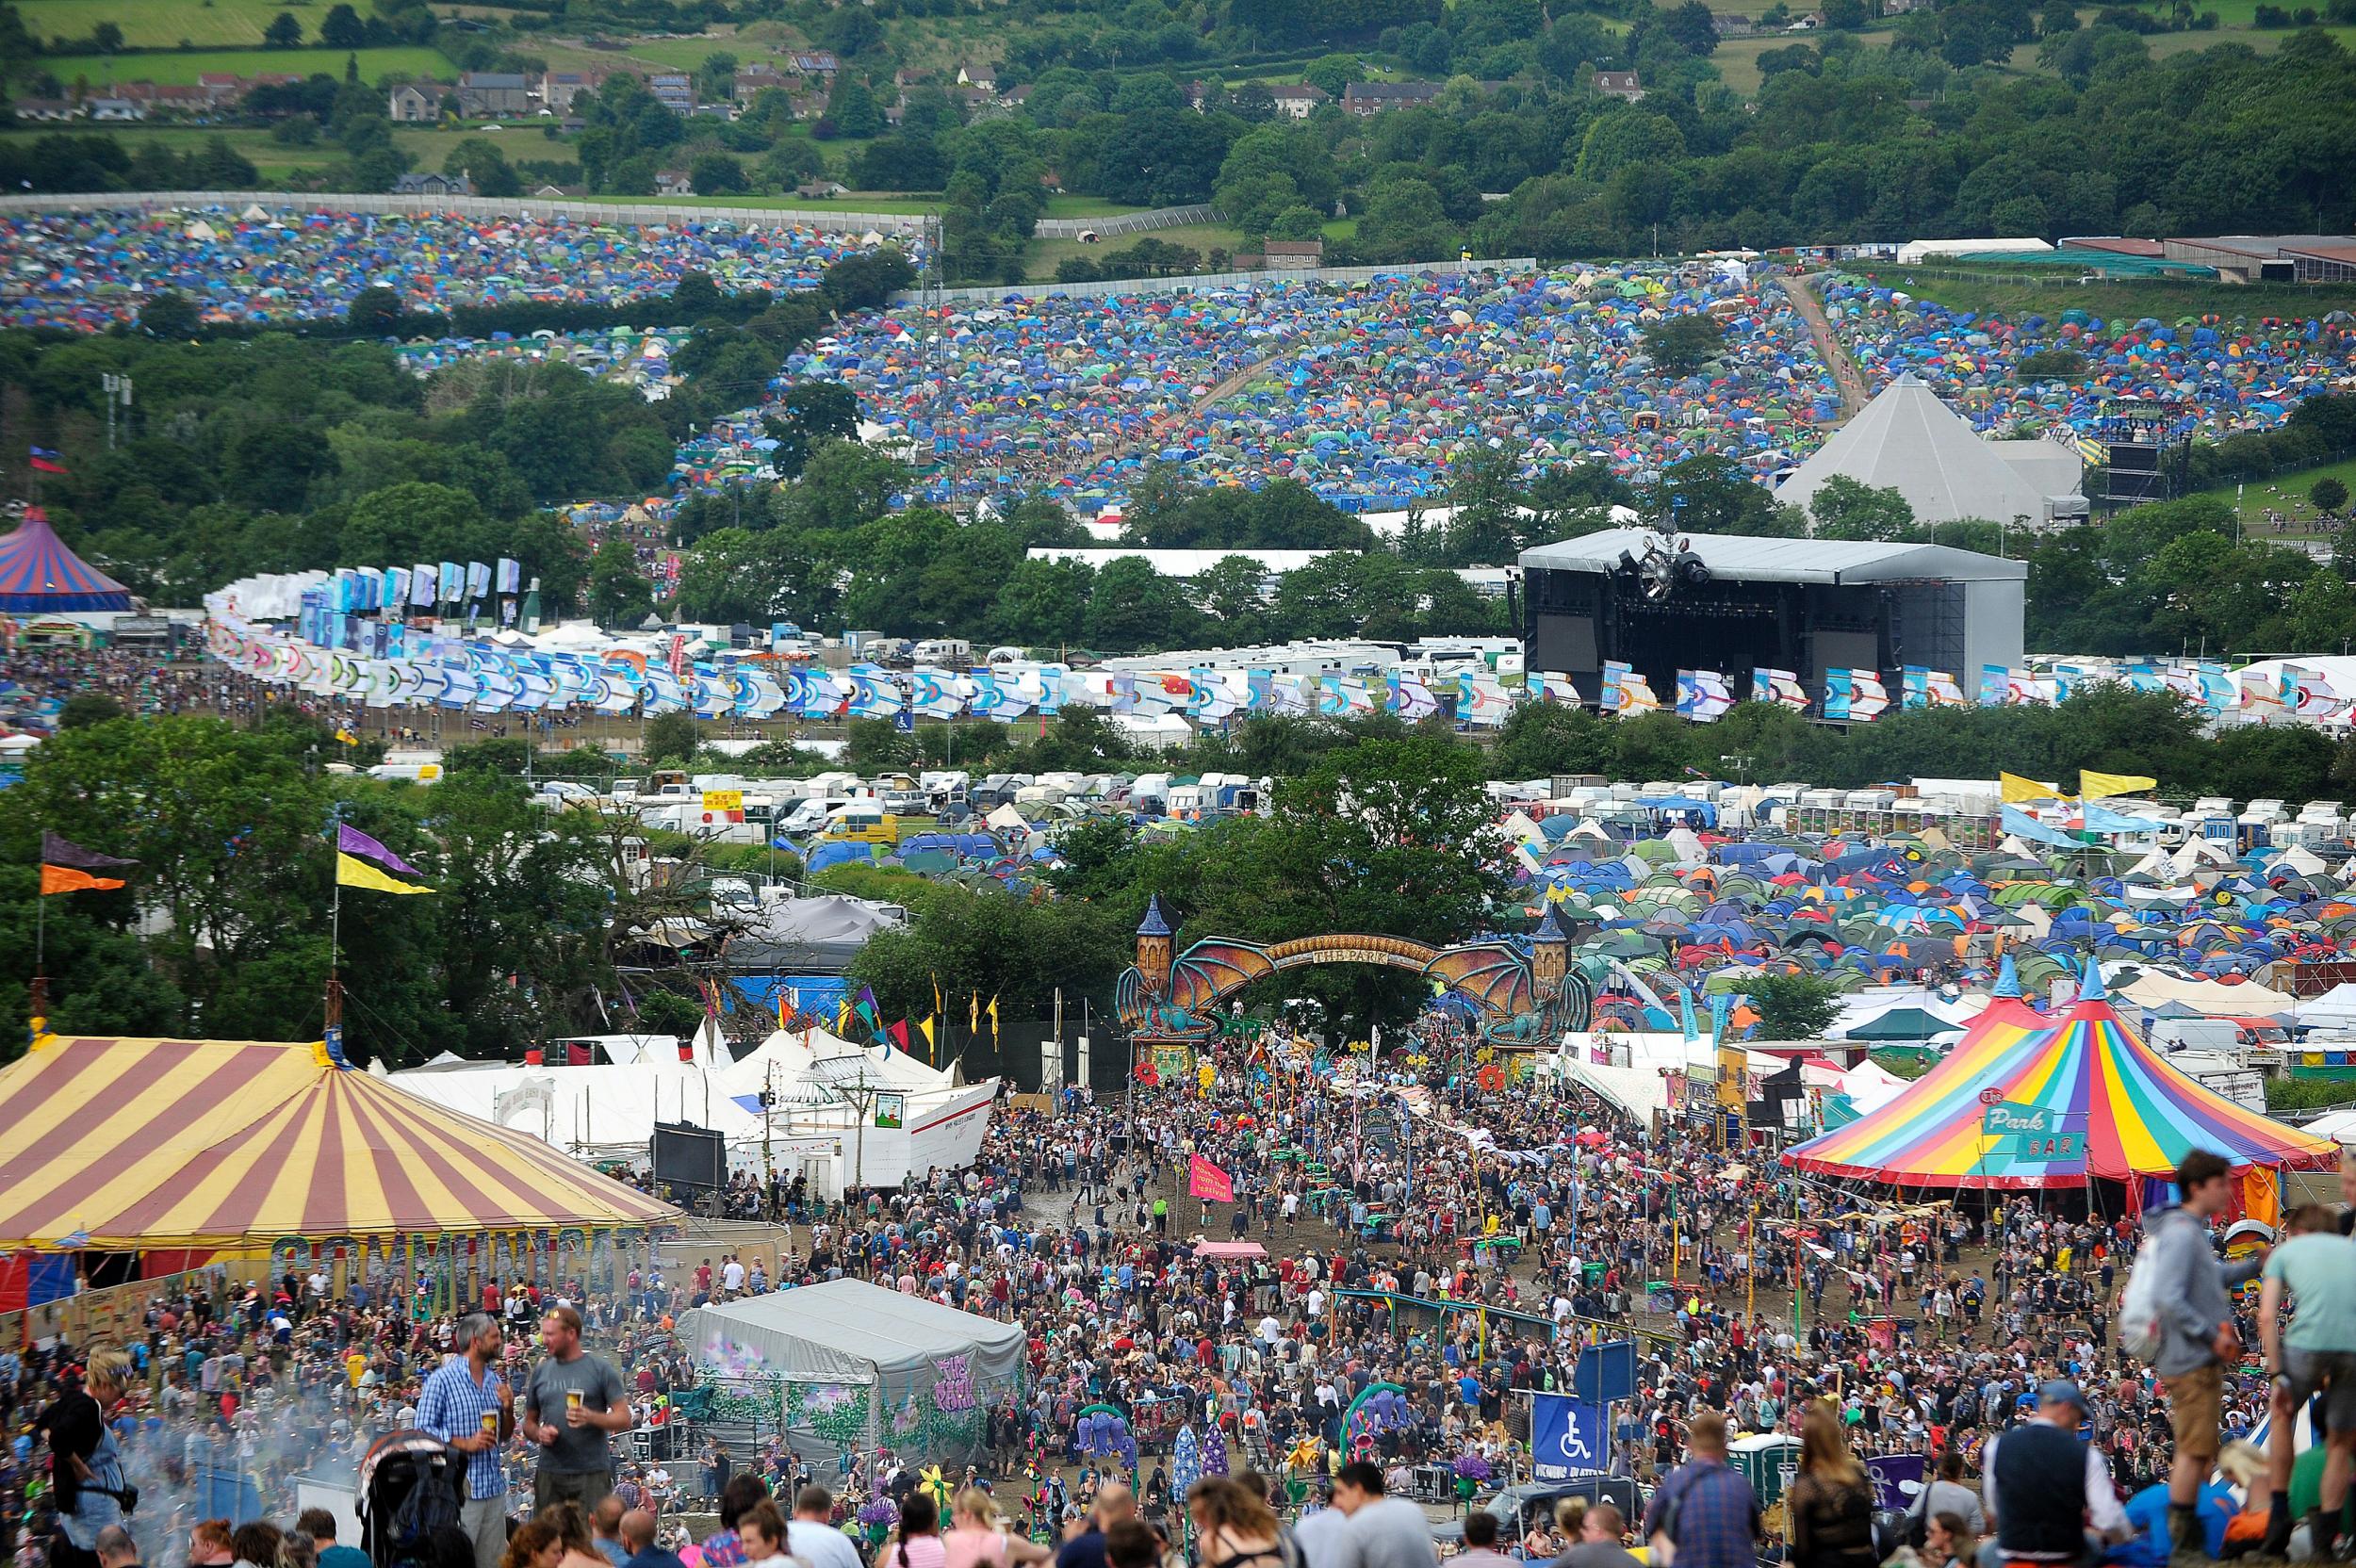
[2135,1150,2266,1562]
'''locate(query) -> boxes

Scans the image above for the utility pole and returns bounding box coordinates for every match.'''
[101,372,133,450]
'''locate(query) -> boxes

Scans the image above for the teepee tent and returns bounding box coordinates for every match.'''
[1775,374,2078,529]
[1783,959,2331,1191]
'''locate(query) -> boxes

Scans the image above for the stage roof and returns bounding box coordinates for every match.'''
[1518,529,2027,585]
[0,1037,678,1250]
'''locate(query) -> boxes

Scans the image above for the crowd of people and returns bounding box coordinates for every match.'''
[10,1010,2355,1568]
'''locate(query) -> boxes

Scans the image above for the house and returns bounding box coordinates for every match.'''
[9,98,77,122]
[733,63,788,104]
[195,73,251,106]
[648,73,695,112]
[654,169,695,197]
[1594,70,1645,101]
[387,81,444,122]
[1710,12,1756,34]
[1263,238,1324,270]
[454,71,533,118]
[87,97,143,121]
[119,80,211,114]
[392,171,473,197]
[1268,83,1329,118]
[956,59,997,90]
[540,71,597,112]
[1340,80,1446,114]
[790,52,840,78]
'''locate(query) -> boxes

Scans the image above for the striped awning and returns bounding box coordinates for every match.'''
[0,1037,679,1250]
[0,509,130,612]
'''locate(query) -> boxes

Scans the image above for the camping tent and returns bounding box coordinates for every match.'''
[0,1037,676,1250]
[0,508,131,612]
[682,1279,1023,1463]
[727,895,905,972]
[1783,962,2332,1191]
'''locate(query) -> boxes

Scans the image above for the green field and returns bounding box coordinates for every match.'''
[1711,28,1891,90]
[38,43,451,87]
[2198,455,2356,538]
[19,0,303,47]
[0,122,538,180]
[1858,266,2356,325]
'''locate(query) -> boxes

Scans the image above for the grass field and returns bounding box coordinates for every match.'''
[1023,220,1250,280]
[18,0,302,47]
[1711,28,1890,89]
[39,43,451,87]
[1851,266,2356,324]
[2197,455,2356,537]
[0,122,550,180]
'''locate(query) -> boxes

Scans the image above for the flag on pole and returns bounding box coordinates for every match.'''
[918,1015,937,1058]
[2080,770,2156,799]
[1186,1155,1235,1202]
[335,853,434,894]
[28,447,66,475]
[931,972,943,1024]
[1999,773,2057,805]
[888,1019,911,1054]
[41,865,123,895]
[970,991,980,1033]
[41,833,134,893]
[336,823,420,875]
[987,993,1000,1046]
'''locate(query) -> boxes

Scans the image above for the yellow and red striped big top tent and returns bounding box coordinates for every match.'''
[1786,958,2335,1190]
[0,1037,678,1251]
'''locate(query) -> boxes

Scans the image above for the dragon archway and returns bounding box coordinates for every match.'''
[1115,895,1592,1051]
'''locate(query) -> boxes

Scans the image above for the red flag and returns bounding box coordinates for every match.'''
[28,457,66,475]
[888,1020,910,1054]
[1187,1155,1234,1203]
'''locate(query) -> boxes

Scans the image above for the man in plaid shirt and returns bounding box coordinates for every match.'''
[419,1314,515,1568]
[1641,1411,1759,1568]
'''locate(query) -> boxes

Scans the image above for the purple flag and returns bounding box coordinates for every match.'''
[41,832,136,872]
[337,824,419,875]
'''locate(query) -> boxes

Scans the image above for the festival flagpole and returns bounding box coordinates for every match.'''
[326,808,345,1060]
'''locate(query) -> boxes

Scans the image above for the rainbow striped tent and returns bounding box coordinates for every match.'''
[0,508,129,612]
[1786,960,2333,1189]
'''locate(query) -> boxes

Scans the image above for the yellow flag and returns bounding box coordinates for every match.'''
[335,852,434,894]
[932,973,944,1021]
[2080,770,2156,799]
[2000,773,2057,805]
[988,993,1000,1043]
[919,1015,937,1062]
[969,991,980,1033]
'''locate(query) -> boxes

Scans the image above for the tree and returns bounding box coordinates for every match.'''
[137,290,200,339]
[1640,315,1726,378]
[444,137,520,198]
[1745,972,1841,1040]
[643,712,704,765]
[57,694,123,729]
[2315,477,2350,513]
[690,153,748,195]
[348,286,405,336]
[263,11,303,46]
[319,4,368,48]
[1084,557,1192,650]
[762,383,860,479]
[588,539,648,628]
[1808,475,1918,540]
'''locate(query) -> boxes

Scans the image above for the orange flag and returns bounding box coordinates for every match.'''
[41,865,124,895]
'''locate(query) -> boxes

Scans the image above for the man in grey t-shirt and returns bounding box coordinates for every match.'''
[524,1305,630,1510]
[1326,1462,1439,1568]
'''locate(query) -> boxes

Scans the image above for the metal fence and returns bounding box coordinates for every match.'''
[890,255,1541,306]
[1032,203,1222,238]
[0,188,931,234]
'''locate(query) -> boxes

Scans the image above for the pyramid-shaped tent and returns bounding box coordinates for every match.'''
[1784,961,2331,1189]
[1775,373,2076,529]
[0,508,130,612]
